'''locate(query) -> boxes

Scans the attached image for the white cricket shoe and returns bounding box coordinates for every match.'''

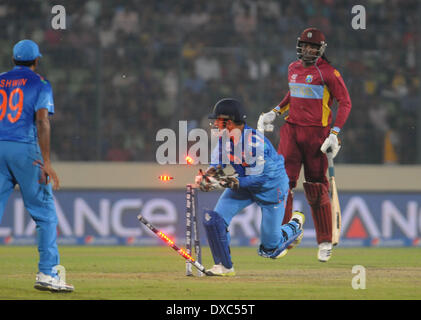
[318,242,333,262]
[287,211,305,250]
[206,263,235,277]
[34,272,74,292]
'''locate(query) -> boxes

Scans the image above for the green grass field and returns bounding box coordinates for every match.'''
[1,246,421,300]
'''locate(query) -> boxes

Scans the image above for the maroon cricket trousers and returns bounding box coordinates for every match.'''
[278,122,332,243]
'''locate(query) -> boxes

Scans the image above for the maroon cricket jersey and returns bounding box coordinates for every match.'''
[274,58,351,129]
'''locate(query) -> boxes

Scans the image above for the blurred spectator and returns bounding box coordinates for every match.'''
[246,51,270,80]
[194,52,221,81]
[233,0,258,37]
[1,0,419,164]
[106,136,133,161]
[111,6,139,35]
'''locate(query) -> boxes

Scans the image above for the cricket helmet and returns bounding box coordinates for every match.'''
[296,27,327,63]
[208,98,247,124]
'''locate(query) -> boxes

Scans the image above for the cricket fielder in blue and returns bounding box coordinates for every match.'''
[0,40,73,292]
[196,98,305,276]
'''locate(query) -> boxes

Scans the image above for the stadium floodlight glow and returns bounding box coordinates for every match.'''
[137,214,208,275]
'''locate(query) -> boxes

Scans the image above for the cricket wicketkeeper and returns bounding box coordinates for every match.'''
[258,27,352,262]
[195,98,305,276]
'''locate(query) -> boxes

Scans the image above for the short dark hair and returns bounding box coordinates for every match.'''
[13,59,36,67]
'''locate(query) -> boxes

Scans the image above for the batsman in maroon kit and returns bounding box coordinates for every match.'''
[258,27,351,262]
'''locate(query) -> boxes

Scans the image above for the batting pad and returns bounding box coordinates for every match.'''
[303,182,332,243]
[203,210,233,269]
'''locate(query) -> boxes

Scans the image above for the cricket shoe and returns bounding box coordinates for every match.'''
[257,226,304,259]
[258,244,289,259]
[34,272,74,292]
[287,211,305,250]
[205,263,235,277]
[318,242,333,262]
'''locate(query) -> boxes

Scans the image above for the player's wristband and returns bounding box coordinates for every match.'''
[331,126,341,135]
[272,106,281,114]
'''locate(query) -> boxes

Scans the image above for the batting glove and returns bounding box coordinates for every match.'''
[320,128,341,158]
[257,110,277,132]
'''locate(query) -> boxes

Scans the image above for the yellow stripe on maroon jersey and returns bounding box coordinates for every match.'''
[322,86,331,127]
[273,103,290,115]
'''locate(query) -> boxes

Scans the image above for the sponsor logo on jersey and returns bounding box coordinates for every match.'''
[289,82,324,99]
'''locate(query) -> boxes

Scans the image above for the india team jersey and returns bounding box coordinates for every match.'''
[274,58,351,128]
[0,66,54,144]
[209,125,288,201]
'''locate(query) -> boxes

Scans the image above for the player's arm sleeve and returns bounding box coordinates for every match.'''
[237,157,267,188]
[325,69,352,129]
[273,91,290,115]
[209,137,227,169]
[237,169,266,188]
[35,80,55,115]
[237,132,267,188]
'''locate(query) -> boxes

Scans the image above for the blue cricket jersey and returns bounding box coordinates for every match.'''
[210,125,289,202]
[0,66,54,144]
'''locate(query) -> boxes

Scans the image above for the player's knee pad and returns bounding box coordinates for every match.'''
[203,210,233,269]
[303,182,330,207]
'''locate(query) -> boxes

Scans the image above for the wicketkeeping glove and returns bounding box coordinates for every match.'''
[205,165,225,178]
[320,129,341,158]
[218,174,239,189]
[195,168,224,192]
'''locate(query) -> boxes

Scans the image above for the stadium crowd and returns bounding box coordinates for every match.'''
[0,0,419,164]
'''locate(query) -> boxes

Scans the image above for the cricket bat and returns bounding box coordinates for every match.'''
[327,151,341,246]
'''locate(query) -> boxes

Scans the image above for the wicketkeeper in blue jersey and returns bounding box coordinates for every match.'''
[195,98,305,276]
[0,40,73,292]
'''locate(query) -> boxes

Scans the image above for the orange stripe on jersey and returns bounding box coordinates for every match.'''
[322,86,331,127]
